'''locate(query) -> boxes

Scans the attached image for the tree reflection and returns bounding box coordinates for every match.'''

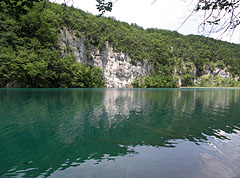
[0,89,239,177]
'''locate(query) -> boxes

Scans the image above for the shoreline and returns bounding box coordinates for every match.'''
[180,87,240,89]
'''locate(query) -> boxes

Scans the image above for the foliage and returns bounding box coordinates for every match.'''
[0,2,105,88]
[96,0,113,16]
[181,74,195,86]
[196,74,240,87]
[96,0,239,35]
[0,0,41,18]
[196,0,240,30]
[0,1,239,88]
[132,75,178,88]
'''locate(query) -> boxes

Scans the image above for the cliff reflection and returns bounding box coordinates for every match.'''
[61,89,240,145]
[0,89,239,177]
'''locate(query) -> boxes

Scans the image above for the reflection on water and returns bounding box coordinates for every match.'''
[0,89,239,178]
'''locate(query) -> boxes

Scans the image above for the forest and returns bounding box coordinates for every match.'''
[0,1,239,88]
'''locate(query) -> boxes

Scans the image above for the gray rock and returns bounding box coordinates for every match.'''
[60,29,152,88]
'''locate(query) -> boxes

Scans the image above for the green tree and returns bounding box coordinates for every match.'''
[99,0,240,34]
[0,0,41,18]
[0,1,239,88]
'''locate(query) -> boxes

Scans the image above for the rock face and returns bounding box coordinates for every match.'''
[60,29,238,87]
[93,45,152,87]
[212,68,232,78]
[60,29,151,88]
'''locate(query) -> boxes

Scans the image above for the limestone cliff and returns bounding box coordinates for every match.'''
[60,29,152,88]
[60,29,238,88]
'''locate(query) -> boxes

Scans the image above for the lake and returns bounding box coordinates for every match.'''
[0,88,239,178]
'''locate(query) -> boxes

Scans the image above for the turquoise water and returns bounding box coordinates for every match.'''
[0,88,239,178]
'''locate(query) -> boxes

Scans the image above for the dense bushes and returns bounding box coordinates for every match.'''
[0,1,239,88]
[196,75,240,87]
[132,75,178,88]
[51,2,239,87]
[0,3,105,88]
[181,74,195,87]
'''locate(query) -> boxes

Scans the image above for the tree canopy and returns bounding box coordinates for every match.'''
[0,1,239,88]
[0,0,238,34]
[97,0,240,35]
[0,1,106,88]
[0,0,41,18]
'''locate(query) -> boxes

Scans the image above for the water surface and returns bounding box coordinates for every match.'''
[0,89,240,178]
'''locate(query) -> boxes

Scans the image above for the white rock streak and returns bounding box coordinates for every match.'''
[60,29,151,88]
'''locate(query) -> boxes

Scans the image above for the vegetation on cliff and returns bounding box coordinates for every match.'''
[0,1,239,88]
[0,2,105,88]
